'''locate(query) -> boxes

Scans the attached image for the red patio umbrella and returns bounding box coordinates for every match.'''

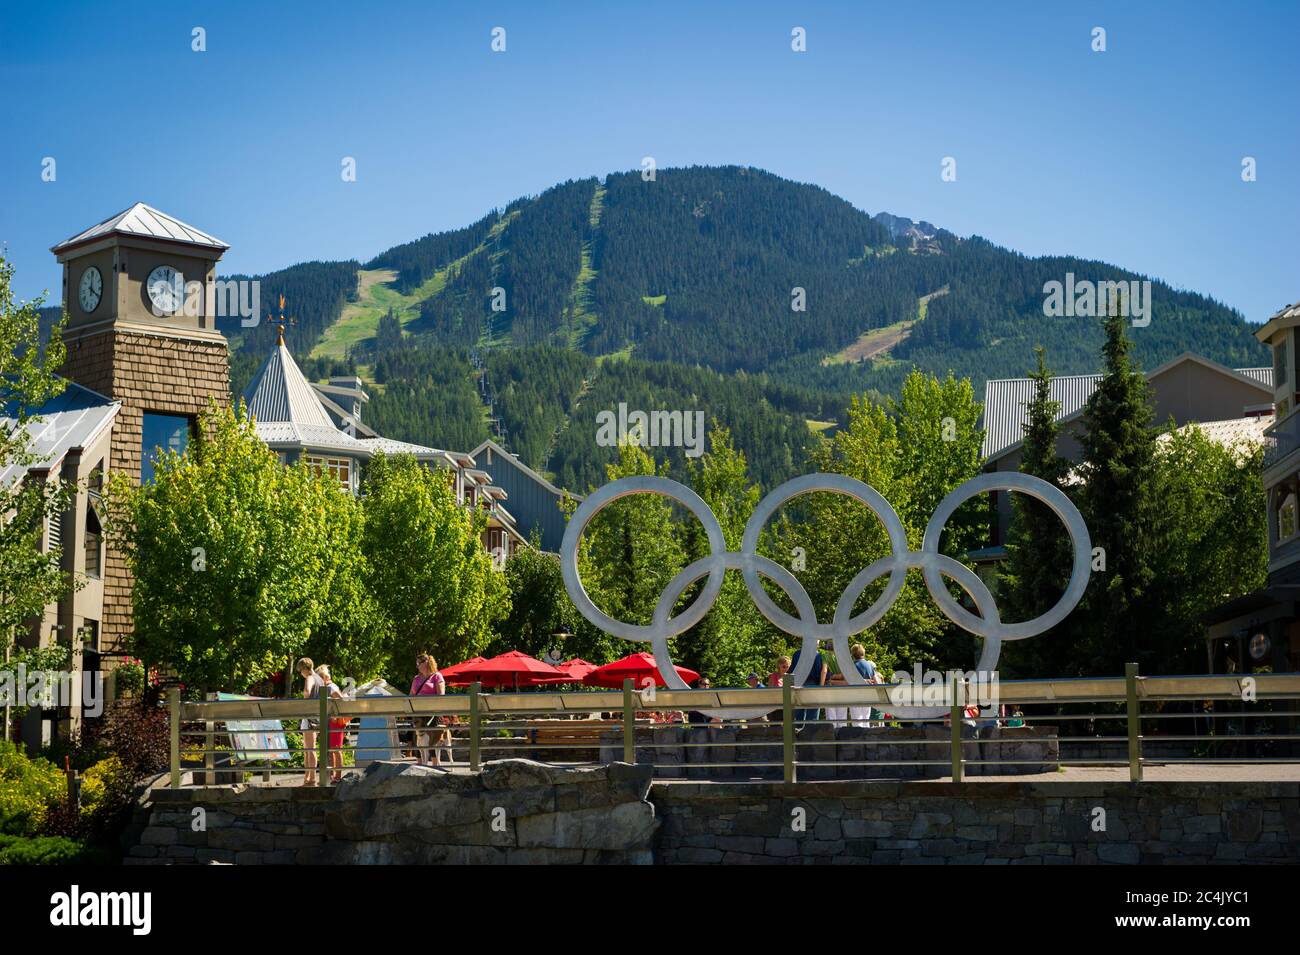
[439,657,485,682]
[531,657,599,686]
[582,652,700,689]
[561,658,598,681]
[444,650,570,690]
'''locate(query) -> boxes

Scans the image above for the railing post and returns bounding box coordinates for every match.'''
[203,691,215,783]
[622,678,635,764]
[318,685,329,787]
[469,681,481,772]
[950,679,964,783]
[782,680,795,783]
[169,689,181,789]
[1126,662,1142,783]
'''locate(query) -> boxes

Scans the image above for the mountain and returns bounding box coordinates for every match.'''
[186,165,1273,489]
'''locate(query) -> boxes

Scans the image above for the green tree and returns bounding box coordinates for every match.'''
[677,426,779,685]
[1145,426,1266,671]
[1,257,78,735]
[1074,308,1160,674]
[488,535,620,665]
[360,453,508,683]
[776,370,986,675]
[107,402,385,692]
[999,346,1073,677]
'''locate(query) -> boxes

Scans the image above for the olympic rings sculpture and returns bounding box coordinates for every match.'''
[560,472,1091,719]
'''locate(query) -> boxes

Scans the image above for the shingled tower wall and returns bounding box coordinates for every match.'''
[52,205,234,651]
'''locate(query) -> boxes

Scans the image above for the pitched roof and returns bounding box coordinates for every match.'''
[470,438,581,500]
[241,340,458,462]
[981,353,1274,460]
[51,202,229,254]
[242,340,336,429]
[1158,415,1274,452]
[1,382,119,486]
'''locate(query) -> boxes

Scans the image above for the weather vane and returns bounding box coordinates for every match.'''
[268,294,297,345]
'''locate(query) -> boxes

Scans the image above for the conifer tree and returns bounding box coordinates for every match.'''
[999,346,1073,676]
[1075,306,1159,674]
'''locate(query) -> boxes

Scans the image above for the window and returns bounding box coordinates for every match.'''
[305,455,352,492]
[84,506,103,579]
[141,413,191,484]
[1279,492,1297,542]
[1276,342,1290,389]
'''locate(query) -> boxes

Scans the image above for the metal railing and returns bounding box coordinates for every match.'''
[1264,407,1300,469]
[167,666,1300,788]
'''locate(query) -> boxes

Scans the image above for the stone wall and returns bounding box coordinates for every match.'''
[123,762,1300,866]
[653,780,1300,864]
[126,760,658,865]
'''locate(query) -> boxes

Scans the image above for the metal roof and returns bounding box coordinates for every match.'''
[1266,302,1300,323]
[981,374,1102,459]
[1,382,119,486]
[51,202,229,254]
[243,341,336,429]
[1157,415,1274,452]
[982,357,1275,460]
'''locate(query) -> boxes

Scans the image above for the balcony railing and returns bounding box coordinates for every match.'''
[1264,410,1300,468]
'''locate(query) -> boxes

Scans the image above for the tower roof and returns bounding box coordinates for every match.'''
[242,338,335,429]
[51,202,229,254]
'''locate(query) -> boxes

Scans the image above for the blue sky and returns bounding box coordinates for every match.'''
[2,0,1297,322]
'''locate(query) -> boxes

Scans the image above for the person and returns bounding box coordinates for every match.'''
[790,647,826,724]
[687,676,721,725]
[410,653,448,769]
[1007,706,1025,728]
[849,644,879,728]
[824,650,848,728]
[746,672,765,689]
[297,657,319,786]
[313,665,346,784]
[766,656,791,722]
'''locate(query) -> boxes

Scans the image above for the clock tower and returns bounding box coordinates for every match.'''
[51,203,232,648]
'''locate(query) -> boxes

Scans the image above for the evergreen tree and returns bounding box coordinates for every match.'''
[999,346,1073,677]
[1075,307,1159,674]
[375,309,403,355]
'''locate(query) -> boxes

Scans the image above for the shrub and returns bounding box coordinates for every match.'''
[0,833,110,865]
[0,740,65,836]
[112,660,146,696]
[77,702,169,779]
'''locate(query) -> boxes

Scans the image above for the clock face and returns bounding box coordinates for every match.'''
[146,265,182,314]
[78,266,102,313]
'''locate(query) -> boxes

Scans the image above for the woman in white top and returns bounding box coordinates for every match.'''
[298,658,319,786]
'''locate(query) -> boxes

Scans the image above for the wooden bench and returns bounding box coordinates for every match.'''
[529,720,621,756]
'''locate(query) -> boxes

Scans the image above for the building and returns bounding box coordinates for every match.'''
[470,438,580,552]
[1204,302,1300,674]
[11,203,522,747]
[2,384,119,747]
[980,351,1274,556]
[241,328,527,558]
[5,203,233,747]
